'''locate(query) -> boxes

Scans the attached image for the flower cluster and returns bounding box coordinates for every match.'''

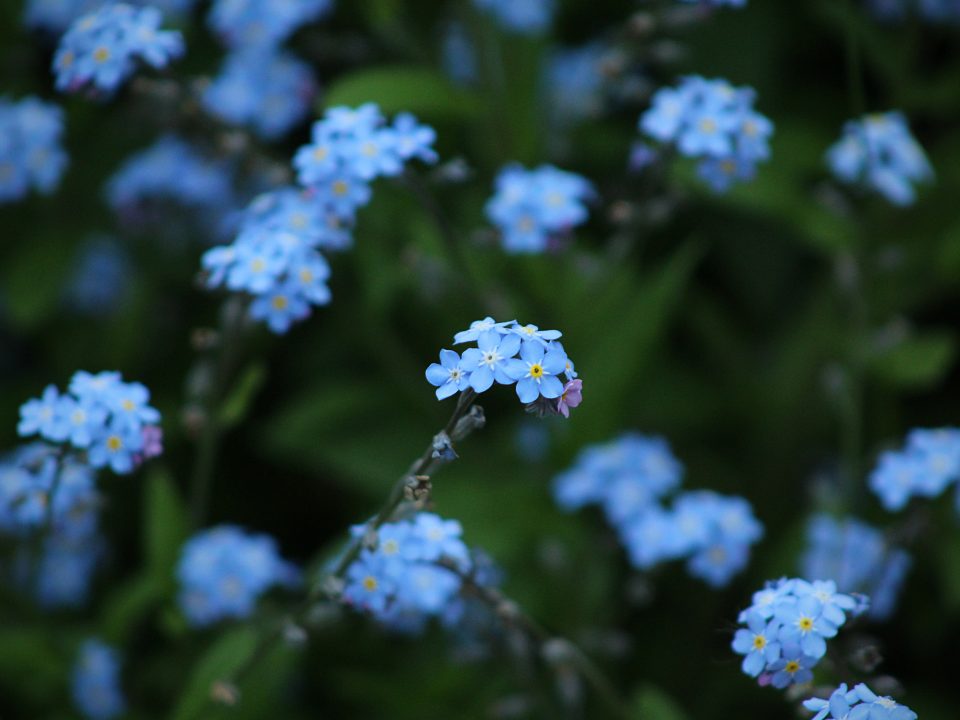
[802,514,911,621]
[827,112,933,206]
[868,427,960,511]
[18,371,163,475]
[733,578,865,688]
[426,317,582,413]
[202,104,436,333]
[53,4,185,96]
[0,445,104,608]
[485,164,593,253]
[554,433,763,586]
[203,48,316,140]
[804,683,918,720]
[640,75,773,192]
[177,525,299,626]
[71,639,126,720]
[473,0,554,33]
[208,0,332,48]
[105,135,236,227]
[0,96,68,204]
[343,513,476,633]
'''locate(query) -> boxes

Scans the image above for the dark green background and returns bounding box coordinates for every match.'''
[1,0,959,717]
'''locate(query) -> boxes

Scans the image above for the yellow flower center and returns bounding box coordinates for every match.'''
[785,661,800,674]
[106,435,123,452]
[313,147,328,161]
[798,617,814,632]
[299,269,313,283]
[251,258,266,273]
[362,576,378,592]
[752,635,767,650]
[362,142,378,157]
[699,117,717,134]
[93,46,110,63]
[529,363,544,379]
[122,399,135,411]
[60,50,75,68]
[290,213,308,229]
[272,295,289,311]
[332,180,348,196]
[382,540,399,555]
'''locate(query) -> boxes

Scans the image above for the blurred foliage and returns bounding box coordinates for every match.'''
[1,0,960,718]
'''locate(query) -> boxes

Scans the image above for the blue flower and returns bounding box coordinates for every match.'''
[869,427,960,510]
[88,424,144,474]
[177,525,298,626]
[208,0,333,48]
[639,75,773,192]
[18,385,67,440]
[203,48,316,140]
[473,0,554,33]
[53,4,184,96]
[392,113,438,163]
[461,330,523,392]
[826,112,933,206]
[426,349,472,400]
[731,611,781,677]
[768,643,816,688]
[344,550,396,614]
[71,639,125,720]
[505,340,567,402]
[453,316,517,344]
[486,164,593,253]
[0,96,68,204]
[775,594,837,659]
[804,684,917,720]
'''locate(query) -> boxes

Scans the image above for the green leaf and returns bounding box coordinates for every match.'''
[100,574,162,644]
[322,65,481,120]
[868,332,957,389]
[219,363,267,429]
[0,234,74,329]
[630,684,689,720]
[169,628,259,720]
[144,468,189,586]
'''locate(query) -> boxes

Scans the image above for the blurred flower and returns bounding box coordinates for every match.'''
[826,112,933,206]
[639,75,773,192]
[804,683,918,720]
[485,164,593,253]
[208,0,333,49]
[868,427,960,510]
[546,43,609,125]
[0,96,68,203]
[64,238,132,315]
[473,0,554,33]
[72,640,126,720]
[53,4,184,96]
[25,0,197,33]
[177,525,299,626]
[203,48,316,140]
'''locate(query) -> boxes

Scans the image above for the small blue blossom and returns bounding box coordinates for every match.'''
[453,316,517,344]
[208,0,333,48]
[505,340,568,403]
[733,577,863,688]
[71,639,126,720]
[804,683,918,720]
[177,525,299,626]
[426,350,472,400]
[203,48,316,140]
[461,331,523,392]
[546,43,609,125]
[53,4,184,96]
[731,611,781,677]
[639,75,773,192]
[486,164,593,253]
[0,96,68,203]
[826,112,933,205]
[473,0,554,33]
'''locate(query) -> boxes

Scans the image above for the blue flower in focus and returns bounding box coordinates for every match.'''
[461,330,523,392]
[473,0,553,33]
[426,349,472,400]
[733,578,863,688]
[731,611,781,677]
[203,48,316,140]
[208,0,333,48]
[639,75,773,192]
[453,316,517,344]
[0,96,68,203]
[826,112,933,206]
[486,164,593,254]
[804,684,918,720]
[53,4,184,96]
[177,525,298,626]
[71,639,125,720]
[505,340,568,402]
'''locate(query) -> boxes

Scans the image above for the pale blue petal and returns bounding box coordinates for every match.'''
[516,377,539,403]
[470,365,494,393]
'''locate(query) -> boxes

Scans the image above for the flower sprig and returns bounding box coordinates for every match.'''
[426,317,582,416]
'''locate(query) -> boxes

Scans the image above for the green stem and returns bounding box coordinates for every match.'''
[844,0,867,116]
